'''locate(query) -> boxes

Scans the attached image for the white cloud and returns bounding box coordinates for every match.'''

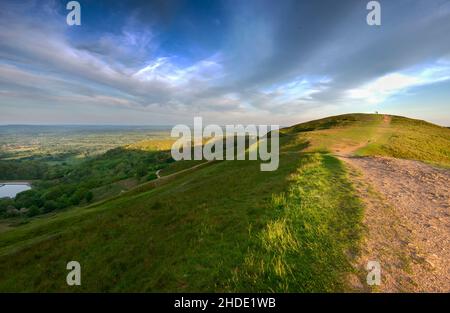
[347,63,450,104]
[133,55,223,87]
[252,76,332,111]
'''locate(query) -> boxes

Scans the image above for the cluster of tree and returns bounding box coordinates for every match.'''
[0,160,49,180]
[0,187,94,218]
[0,147,174,218]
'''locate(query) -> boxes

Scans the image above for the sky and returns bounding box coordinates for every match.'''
[0,0,450,126]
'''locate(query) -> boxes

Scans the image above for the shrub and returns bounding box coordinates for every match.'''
[27,206,41,217]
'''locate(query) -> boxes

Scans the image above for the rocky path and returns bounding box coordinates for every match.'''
[343,156,450,292]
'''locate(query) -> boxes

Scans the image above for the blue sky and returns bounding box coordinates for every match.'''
[0,0,449,125]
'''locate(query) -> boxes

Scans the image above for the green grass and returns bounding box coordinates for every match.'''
[231,153,363,292]
[159,159,206,177]
[281,114,384,154]
[283,113,450,167]
[0,152,299,291]
[0,149,363,292]
[0,113,448,292]
[356,116,450,167]
[282,113,384,133]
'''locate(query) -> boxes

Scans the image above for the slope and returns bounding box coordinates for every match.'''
[0,113,448,292]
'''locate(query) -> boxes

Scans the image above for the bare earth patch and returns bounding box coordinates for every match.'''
[342,156,450,292]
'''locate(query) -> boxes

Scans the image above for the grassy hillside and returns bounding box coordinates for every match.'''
[282,113,450,167]
[356,116,450,167]
[0,113,448,292]
[0,151,364,292]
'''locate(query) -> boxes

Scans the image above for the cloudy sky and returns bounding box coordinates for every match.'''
[1,0,450,126]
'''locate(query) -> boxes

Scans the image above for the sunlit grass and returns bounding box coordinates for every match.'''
[126,139,175,151]
[261,218,300,254]
[356,116,450,167]
[232,153,364,292]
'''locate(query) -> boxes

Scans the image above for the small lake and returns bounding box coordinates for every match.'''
[0,183,31,198]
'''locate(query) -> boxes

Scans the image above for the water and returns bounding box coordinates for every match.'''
[0,183,31,198]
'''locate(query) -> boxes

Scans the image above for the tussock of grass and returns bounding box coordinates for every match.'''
[261,218,299,254]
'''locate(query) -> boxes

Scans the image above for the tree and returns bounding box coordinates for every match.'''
[27,206,41,217]
[43,200,58,213]
[70,193,81,205]
[136,165,147,178]
[85,191,93,203]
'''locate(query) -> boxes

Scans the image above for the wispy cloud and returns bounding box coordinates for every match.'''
[133,55,224,86]
[347,62,450,104]
[0,0,450,125]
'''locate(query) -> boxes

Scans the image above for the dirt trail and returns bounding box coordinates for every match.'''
[336,115,450,292]
[343,156,450,292]
[334,114,391,157]
[156,161,212,180]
